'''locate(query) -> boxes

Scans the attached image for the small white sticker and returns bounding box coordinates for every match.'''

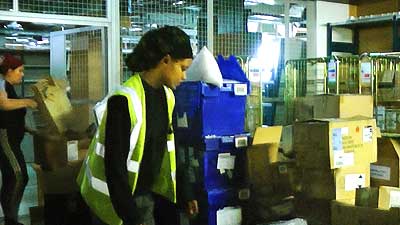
[371,165,391,181]
[363,126,373,143]
[345,173,366,191]
[238,189,250,200]
[389,191,400,208]
[221,136,234,143]
[332,128,343,151]
[361,62,372,84]
[235,136,248,148]
[216,207,242,225]
[334,151,354,168]
[177,113,189,128]
[341,127,349,136]
[67,140,79,161]
[217,153,236,170]
[234,83,247,96]
[328,60,337,83]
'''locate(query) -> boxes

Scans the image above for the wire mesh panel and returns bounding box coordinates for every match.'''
[67,29,105,101]
[64,28,106,128]
[19,0,106,17]
[120,0,206,81]
[0,0,12,10]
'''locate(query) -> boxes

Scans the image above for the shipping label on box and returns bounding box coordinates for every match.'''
[371,164,391,181]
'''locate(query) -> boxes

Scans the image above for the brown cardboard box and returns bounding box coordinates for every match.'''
[294,197,331,225]
[294,118,378,169]
[301,164,370,202]
[371,138,400,187]
[355,187,379,208]
[32,78,94,135]
[32,158,85,194]
[294,95,374,122]
[271,161,300,195]
[31,78,73,134]
[246,126,281,187]
[33,132,90,170]
[331,200,400,225]
[378,186,400,210]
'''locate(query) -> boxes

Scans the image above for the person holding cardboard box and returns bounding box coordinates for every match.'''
[0,53,37,225]
[78,26,198,225]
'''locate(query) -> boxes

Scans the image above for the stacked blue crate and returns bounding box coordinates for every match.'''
[174,80,249,225]
[174,80,247,142]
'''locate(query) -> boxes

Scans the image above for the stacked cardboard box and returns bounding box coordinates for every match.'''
[30,77,93,217]
[294,118,377,203]
[294,94,374,122]
[246,126,300,223]
[292,94,377,223]
[331,186,400,225]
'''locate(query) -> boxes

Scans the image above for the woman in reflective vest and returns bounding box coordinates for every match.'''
[77,26,197,225]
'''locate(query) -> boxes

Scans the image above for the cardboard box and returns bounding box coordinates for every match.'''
[294,118,378,169]
[294,95,374,122]
[33,133,90,170]
[31,77,73,134]
[32,158,84,194]
[271,161,300,195]
[378,186,400,210]
[301,164,370,202]
[32,78,94,135]
[355,187,379,208]
[331,200,400,225]
[246,126,281,187]
[294,197,331,225]
[371,138,400,187]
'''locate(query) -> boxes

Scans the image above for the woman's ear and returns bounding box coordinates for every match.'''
[162,54,172,64]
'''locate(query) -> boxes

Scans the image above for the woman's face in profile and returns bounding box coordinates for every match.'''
[6,65,24,85]
[161,57,192,89]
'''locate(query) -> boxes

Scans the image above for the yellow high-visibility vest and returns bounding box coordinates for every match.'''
[77,74,176,225]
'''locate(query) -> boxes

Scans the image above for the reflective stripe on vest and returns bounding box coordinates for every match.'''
[86,85,143,195]
[93,86,142,175]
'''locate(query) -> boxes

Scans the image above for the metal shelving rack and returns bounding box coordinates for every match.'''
[327,14,400,56]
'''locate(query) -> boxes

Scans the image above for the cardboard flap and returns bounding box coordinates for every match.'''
[389,138,400,158]
[253,126,282,145]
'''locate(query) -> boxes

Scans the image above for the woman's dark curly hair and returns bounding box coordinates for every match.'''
[125,26,193,73]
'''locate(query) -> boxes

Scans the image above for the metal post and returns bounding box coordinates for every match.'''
[107,0,121,91]
[207,0,214,53]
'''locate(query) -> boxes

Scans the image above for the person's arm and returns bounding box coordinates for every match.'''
[104,95,144,225]
[0,90,37,110]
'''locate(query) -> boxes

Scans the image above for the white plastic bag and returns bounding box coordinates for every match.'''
[186,46,223,87]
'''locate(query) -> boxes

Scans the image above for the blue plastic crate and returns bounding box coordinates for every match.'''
[203,149,246,190]
[174,81,247,140]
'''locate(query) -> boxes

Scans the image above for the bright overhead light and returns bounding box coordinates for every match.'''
[173,1,185,6]
[245,0,275,6]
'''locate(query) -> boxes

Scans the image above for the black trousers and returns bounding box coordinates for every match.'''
[91,193,179,225]
[0,129,28,224]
